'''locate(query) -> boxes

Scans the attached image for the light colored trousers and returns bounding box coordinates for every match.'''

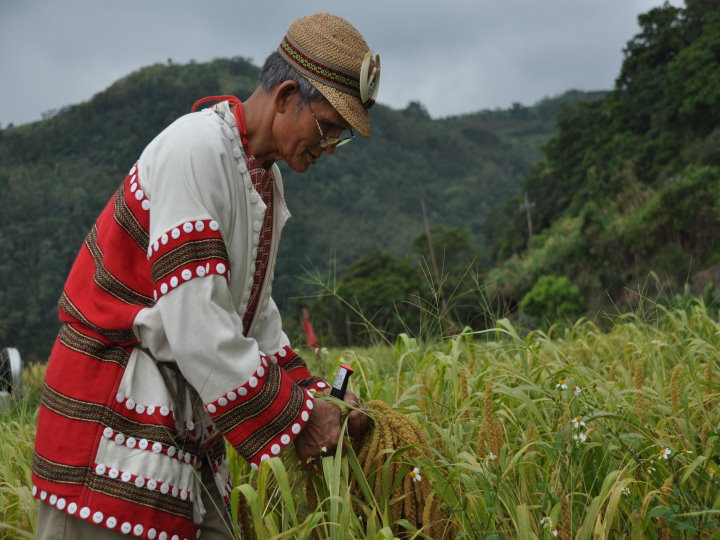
[36,467,234,539]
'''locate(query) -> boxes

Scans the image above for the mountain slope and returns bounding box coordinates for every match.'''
[0,57,597,360]
[485,1,720,320]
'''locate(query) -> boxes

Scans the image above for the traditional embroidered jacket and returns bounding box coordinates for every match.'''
[32,101,327,540]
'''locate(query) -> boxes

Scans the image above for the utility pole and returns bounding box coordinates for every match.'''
[519,192,535,239]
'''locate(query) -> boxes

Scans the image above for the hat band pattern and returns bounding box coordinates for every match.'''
[278,35,361,98]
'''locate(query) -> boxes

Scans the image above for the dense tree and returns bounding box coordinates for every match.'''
[485,1,720,318]
[309,251,422,345]
[519,275,584,329]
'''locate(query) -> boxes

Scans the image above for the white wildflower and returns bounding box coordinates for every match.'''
[409,467,422,482]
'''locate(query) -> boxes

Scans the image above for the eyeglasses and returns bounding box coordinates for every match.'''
[308,102,354,148]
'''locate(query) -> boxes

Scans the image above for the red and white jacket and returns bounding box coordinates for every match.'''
[32,101,327,540]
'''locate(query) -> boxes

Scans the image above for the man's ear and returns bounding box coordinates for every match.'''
[274,80,299,113]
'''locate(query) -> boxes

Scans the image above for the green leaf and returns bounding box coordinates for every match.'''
[647,506,672,518]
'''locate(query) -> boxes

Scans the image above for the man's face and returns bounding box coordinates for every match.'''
[273,93,351,173]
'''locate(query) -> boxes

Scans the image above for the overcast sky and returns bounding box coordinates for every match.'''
[0,0,681,127]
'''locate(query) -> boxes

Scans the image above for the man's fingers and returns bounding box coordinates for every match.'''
[292,397,344,471]
[343,391,360,408]
[347,408,369,438]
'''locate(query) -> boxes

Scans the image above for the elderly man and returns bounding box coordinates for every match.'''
[32,13,379,540]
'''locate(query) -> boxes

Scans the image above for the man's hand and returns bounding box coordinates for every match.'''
[293,390,369,471]
[343,391,369,438]
[294,398,342,471]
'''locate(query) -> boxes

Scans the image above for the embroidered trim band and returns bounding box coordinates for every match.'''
[203,355,315,468]
[58,324,130,368]
[148,219,230,301]
[58,293,137,345]
[279,35,361,97]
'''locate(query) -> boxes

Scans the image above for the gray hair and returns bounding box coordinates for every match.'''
[258,51,325,104]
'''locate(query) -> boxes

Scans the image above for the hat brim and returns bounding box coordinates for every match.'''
[307,79,371,138]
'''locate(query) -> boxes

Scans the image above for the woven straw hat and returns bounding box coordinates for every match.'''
[278,13,380,138]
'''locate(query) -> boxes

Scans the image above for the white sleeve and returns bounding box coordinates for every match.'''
[253,297,328,391]
[137,112,314,467]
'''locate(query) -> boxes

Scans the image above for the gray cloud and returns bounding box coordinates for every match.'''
[0,0,680,126]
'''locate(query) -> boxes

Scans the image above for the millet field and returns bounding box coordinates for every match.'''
[2,301,720,539]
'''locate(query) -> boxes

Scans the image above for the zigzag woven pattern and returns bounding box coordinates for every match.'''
[279,35,361,97]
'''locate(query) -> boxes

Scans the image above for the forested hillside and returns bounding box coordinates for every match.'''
[310,0,720,344]
[0,57,587,360]
[4,1,718,357]
[483,0,720,322]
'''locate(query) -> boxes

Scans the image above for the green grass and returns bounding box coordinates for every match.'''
[0,364,42,539]
[3,303,720,538]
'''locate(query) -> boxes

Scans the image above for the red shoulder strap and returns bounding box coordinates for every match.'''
[191,95,249,150]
